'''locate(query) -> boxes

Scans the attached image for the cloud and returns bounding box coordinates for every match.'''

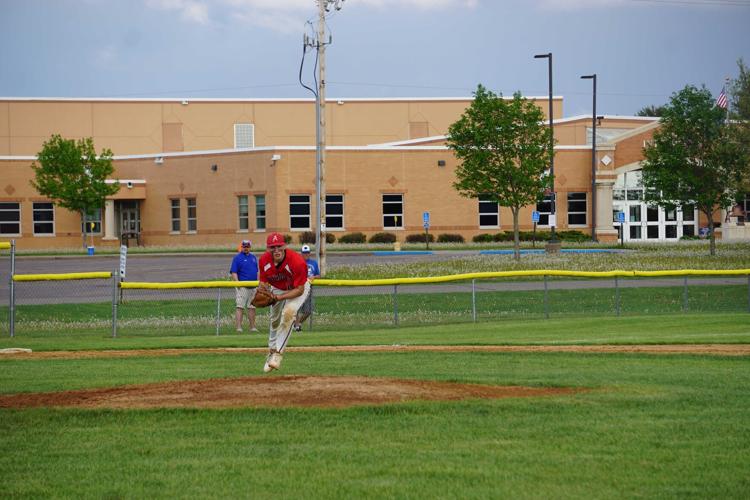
[145,0,210,24]
[535,0,628,9]
[145,0,479,31]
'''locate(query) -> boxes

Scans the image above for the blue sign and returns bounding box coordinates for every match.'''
[423,211,430,229]
[617,211,626,223]
[532,211,540,223]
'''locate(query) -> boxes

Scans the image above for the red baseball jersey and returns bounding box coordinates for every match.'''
[259,249,308,290]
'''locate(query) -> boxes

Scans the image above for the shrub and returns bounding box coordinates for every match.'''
[299,231,337,244]
[557,230,589,242]
[437,233,464,243]
[283,234,292,244]
[298,231,316,244]
[473,233,494,243]
[405,233,435,243]
[368,232,397,244]
[493,232,514,242]
[338,232,366,244]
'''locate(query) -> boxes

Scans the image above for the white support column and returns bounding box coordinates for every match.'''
[102,199,117,241]
[595,180,618,241]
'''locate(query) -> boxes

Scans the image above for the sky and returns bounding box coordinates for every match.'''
[1,0,749,117]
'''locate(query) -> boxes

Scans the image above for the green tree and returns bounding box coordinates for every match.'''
[31,135,120,248]
[728,58,750,121]
[728,58,750,198]
[636,104,666,117]
[447,85,553,260]
[641,85,748,255]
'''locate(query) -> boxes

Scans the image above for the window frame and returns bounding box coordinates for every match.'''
[186,198,197,233]
[238,195,249,232]
[0,202,21,236]
[289,194,311,231]
[382,194,404,229]
[325,194,344,231]
[478,194,499,228]
[82,207,102,235]
[32,202,55,236]
[535,195,553,227]
[255,195,266,231]
[170,198,181,233]
[234,123,255,149]
[566,192,587,227]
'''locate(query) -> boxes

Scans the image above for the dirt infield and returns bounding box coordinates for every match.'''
[0,375,580,409]
[2,344,749,360]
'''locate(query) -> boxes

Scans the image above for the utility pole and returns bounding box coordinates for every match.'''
[304,0,344,277]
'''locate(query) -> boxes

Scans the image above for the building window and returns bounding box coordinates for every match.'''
[290,195,311,230]
[0,202,21,235]
[536,195,553,226]
[478,195,499,227]
[238,195,249,231]
[682,204,695,222]
[742,193,750,214]
[326,194,344,230]
[171,199,181,232]
[82,208,101,234]
[255,195,266,230]
[187,198,197,232]
[383,194,404,229]
[567,192,587,226]
[33,202,54,235]
[234,123,255,148]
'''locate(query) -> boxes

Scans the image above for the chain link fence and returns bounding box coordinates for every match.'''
[0,241,11,336]
[4,266,750,339]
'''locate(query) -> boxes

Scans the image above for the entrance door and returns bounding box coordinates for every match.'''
[120,201,140,237]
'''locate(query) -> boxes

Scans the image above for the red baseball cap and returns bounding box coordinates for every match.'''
[266,232,285,247]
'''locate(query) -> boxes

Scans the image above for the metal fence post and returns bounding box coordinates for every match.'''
[393,284,399,327]
[471,279,477,323]
[543,274,549,319]
[111,268,119,338]
[683,276,689,313]
[615,275,620,317]
[9,240,15,338]
[215,287,222,336]
[309,287,314,332]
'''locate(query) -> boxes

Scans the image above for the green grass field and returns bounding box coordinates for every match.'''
[1,314,749,498]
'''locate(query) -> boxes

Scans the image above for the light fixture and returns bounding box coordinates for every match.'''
[210,164,218,172]
[437,160,446,167]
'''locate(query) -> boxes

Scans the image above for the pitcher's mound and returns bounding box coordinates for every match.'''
[0,376,579,409]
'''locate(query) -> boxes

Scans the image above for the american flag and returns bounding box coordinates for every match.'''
[716,87,728,109]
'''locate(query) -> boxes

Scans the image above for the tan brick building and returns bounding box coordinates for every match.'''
[4,96,735,250]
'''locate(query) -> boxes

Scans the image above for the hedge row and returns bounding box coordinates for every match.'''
[472,230,589,243]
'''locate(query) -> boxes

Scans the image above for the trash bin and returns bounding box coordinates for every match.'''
[87,246,95,256]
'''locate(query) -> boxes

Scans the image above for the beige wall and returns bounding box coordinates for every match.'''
[0,145,604,249]
[0,97,564,156]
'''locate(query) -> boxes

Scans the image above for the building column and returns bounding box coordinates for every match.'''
[595,180,618,241]
[102,199,117,241]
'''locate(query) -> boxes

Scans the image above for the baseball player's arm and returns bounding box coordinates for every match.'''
[231,272,239,281]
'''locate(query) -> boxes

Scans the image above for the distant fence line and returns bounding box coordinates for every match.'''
[3,239,750,338]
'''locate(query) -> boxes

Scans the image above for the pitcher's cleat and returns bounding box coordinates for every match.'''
[262,353,275,373]
[268,352,283,370]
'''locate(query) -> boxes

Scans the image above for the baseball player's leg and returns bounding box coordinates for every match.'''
[235,288,249,332]
[275,282,311,352]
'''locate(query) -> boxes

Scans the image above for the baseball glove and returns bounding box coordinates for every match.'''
[251,282,277,308]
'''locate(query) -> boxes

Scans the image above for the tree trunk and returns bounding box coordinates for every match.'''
[512,208,520,261]
[707,211,716,256]
[80,209,87,249]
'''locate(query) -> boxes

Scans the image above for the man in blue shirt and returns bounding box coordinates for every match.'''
[230,240,259,332]
[294,244,321,332]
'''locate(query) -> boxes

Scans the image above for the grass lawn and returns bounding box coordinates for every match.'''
[1,315,749,497]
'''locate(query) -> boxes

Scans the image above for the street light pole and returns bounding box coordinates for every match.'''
[581,73,597,242]
[534,53,558,245]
